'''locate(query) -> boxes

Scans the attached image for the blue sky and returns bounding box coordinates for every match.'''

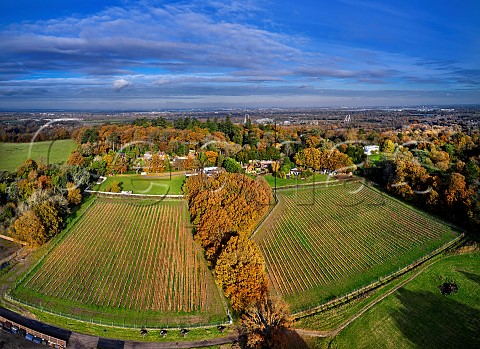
[0,0,479,109]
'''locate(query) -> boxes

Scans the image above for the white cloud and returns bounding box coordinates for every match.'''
[113,78,131,90]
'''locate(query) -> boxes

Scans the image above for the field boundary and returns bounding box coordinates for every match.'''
[292,233,465,319]
[85,189,184,198]
[4,293,231,331]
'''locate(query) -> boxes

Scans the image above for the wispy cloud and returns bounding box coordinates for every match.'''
[0,0,478,108]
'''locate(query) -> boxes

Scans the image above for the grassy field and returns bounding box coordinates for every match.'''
[11,197,227,327]
[92,173,185,195]
[262,173,329,187]
[253,181,459,312]
[0,139,76,172]
[308,252,480,348]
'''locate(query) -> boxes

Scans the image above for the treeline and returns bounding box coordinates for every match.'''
[68,117,373,177]
[0,119,74,143]
[0,159,87,246]
[184,173,292,348]
[365,137,480,235]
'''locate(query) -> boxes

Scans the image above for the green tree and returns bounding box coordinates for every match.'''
[223,157,243,173]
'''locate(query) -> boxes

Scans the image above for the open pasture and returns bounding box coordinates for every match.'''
[0,139,75,172]
[12,197,226,327]
[253,181,459,312]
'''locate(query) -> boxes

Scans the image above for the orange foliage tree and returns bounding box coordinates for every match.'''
[214,236,269,311]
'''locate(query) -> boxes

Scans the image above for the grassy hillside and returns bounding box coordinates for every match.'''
[308,252,480,348]
[0,139,75,172]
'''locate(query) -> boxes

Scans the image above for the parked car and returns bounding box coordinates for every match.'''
[25,333,34,341]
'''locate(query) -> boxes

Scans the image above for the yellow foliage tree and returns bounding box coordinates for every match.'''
[34,201,62,239]
[66,182,82,205]
[214,236,268,311]
[12,210,46,246]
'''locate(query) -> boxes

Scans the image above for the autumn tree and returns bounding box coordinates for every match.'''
[270,161,281,177]
[429,149,450,171]
[12,210,46,246]
[381,139,395,153]
[34,201,62,239]
[37,175,51,190]
[204,150,218,166]
[214,236,269,311]
[67,151,85,166]
[66,182,82,205]
[294,147,321,169]
[240,296,293,349]
[147,154,165,173]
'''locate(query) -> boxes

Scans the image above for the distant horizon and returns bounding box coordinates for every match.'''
[0,103,479,114]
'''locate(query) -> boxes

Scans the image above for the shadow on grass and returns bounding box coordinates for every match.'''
[392,288,480,349]
[458,270,480,286]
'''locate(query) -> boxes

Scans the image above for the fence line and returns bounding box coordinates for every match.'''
[292,233,465,319]
[5,293,230,331]
[85,189,184,199]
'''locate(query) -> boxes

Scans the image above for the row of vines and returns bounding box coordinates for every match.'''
[12,197,226,326]
[253,182,459,311]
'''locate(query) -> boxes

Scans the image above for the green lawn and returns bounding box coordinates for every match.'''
[0,139,76,172]
[262,173,329,188]
[309,252,480,348]
[92,173,185,195]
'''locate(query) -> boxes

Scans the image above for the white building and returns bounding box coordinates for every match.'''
[363,145,380,155]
